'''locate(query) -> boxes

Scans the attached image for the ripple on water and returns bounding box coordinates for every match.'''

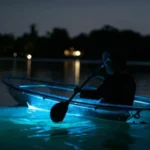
[0,107,150,150]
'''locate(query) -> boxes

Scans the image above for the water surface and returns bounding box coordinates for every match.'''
[0,58,150,150]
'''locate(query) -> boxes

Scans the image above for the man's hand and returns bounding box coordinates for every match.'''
[74,87,81,94]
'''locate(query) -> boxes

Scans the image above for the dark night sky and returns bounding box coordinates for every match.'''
[0,0,150,37]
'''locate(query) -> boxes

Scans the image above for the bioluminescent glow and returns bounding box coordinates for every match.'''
[9,116,97,142]
[19,84,74,91]
[27,102,49,112]
[27,101,84,117]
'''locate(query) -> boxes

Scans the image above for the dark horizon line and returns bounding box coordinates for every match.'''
[0,24,149,38]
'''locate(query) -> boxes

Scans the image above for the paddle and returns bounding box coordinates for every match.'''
[50,52,109,123]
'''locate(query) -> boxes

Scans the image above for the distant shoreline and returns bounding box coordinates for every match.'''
[0,57,150,66]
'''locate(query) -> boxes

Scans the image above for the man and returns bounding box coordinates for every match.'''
[75,50,136,106]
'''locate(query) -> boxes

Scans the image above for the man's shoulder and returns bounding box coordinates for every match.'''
[109,71,135,81]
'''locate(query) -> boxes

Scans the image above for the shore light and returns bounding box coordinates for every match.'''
[64,50,70,56]
[27,54,32,60]
[73,51,81,56]
[64,48,82,57]
[13,52,17,57]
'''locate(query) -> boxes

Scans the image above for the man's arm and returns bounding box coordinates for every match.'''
[80,84,104,99]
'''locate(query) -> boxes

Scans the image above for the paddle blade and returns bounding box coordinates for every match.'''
[50,102,69,123]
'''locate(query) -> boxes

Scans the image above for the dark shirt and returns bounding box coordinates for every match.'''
[80,71,136,106]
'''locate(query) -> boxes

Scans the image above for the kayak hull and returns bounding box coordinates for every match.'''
[2,76,150,123]
[7,86,130,121]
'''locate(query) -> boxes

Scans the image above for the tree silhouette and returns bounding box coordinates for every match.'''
[49,28,70,57]
[0,23,150,61]
[30,24,38,38]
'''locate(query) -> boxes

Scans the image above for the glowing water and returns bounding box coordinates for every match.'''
[1,59,150,150]
[0,107,150,150]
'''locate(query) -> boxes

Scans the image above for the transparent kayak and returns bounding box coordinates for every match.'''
[2,76,150,124]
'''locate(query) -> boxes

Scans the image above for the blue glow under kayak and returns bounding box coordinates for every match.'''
[2,76,150,124]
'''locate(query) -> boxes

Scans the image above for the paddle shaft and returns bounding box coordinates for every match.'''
[67,60,108,104]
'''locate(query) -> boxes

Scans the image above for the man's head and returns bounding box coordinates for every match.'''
[102,50,127,74]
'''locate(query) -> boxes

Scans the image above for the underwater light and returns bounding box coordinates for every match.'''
[26,102,84,118]
[27,102,49,112]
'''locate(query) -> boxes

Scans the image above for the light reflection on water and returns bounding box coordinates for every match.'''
[64,60,80,85]
[0,107,150,150]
